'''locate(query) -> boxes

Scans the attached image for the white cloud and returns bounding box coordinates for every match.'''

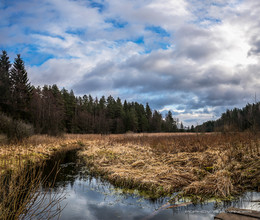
[1,0,260,125]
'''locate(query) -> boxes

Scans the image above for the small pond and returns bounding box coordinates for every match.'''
[35,150,260,220]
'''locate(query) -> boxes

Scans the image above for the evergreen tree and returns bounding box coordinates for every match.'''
[0,50,11,111]
[30,86,43,133]
[180,122,184,132]
[99,96,106,111]
[2,50,188,136]
[62,88,77,133]
[106,95,116,132]
[134,102,147,132]
[41,85,64,135]
[151,110,162,132]
[145,103,152,131]
[96,96,108,133]
[140,114,149,132]
[114,98,125,133]
[128,107,138,132]
[10,54,32,120]
[165,111,175,132]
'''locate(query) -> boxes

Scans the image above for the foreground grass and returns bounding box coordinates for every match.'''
[0,134,100,174]
[79,132,260,200]
[0,134,100,219]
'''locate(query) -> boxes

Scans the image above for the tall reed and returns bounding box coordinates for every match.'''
[0,161,64,219]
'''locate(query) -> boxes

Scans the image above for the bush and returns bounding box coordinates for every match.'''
[0,113,34,142]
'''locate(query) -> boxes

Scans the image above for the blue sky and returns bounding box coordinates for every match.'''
[1,0,260,126]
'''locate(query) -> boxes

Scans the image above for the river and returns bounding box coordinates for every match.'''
[33,150,260,220]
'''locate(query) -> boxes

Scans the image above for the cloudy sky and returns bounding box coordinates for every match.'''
[1,0,260,126]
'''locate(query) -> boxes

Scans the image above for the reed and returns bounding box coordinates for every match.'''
[1,132,259,210]
[0,134,86,219]
[0,161,64,219]
[79,132,260,199]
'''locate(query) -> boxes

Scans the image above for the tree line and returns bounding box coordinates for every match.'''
[0,51,179,136]
[196,102,260,132]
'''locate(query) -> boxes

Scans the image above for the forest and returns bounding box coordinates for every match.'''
[196,102,260,132]
[0,51,179,139]
[1,50,260,140]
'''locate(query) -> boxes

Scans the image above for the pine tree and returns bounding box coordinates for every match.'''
[0,50,11,111]
[180,122,184,132]
[30,86,43,133]
[10,54,32,120]
[115,98,125,133]
[165,111,175,132]
[145,103,152,131]
[151,110,162,132]
[62,88,77,133]
[128,107,138,132]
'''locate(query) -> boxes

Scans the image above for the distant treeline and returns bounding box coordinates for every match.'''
[196,102,260,132]
[0,51,180,136]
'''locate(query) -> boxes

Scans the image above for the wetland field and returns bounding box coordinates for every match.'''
[0,132,259,219]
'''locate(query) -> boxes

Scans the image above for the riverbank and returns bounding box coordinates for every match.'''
[0,134,100,174]
[0,134,100,218]
[79,132,260,200]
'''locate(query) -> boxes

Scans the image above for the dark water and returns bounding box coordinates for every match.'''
[37,151,260,220]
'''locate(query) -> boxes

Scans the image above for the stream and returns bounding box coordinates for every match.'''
[34,150,260,220]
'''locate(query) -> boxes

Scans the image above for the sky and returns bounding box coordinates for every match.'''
[1,0,260,126]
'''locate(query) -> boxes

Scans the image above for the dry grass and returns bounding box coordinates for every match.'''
[0,163,64,219]
[0,134,97,219]
[78,132,260,199]
[0,134,101,174]
[1,132,259,207]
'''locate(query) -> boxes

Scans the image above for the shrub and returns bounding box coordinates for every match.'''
[0,112,34,142]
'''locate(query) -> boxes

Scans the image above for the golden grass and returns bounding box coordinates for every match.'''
[0,134,89,219]
[0,132,259,203]
[0,134,101,174]
[0,163,64,219]
[0,134,104,218]
[78,132,260,199]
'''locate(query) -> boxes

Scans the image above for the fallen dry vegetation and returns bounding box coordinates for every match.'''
[0,134,100,219]
[0,134,100,174]
[79,132,260,200]
[0,132,259,214]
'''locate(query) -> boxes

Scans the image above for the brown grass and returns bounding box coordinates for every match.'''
[0,162,64,219]
[1,132,259,208]
[78,132,260,199]
[0,134,101,174]
[0,134,94,219]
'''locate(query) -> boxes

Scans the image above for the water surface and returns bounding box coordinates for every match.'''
[38,152,260,220]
